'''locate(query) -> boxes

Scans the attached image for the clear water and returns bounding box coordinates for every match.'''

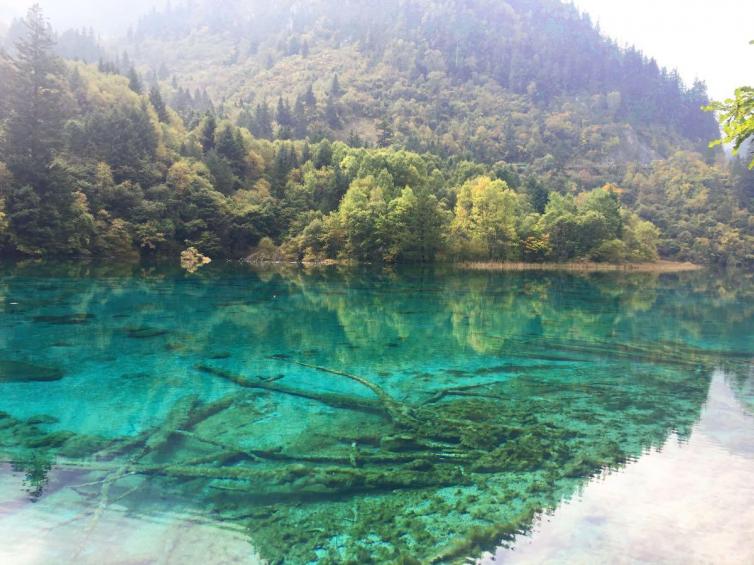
[0,263,752,564]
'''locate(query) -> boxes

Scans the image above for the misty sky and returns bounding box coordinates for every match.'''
[0,0,751,101]
[571,0,753,101]
[0,0,167,34]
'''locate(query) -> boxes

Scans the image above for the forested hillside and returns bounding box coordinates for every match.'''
[0,2,752,266]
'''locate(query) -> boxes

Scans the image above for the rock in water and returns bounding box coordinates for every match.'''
[0,361,64,382]
[180,247,211,273]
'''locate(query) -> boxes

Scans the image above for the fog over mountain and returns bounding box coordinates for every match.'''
[0,0,165,35]
[1,0,751,103]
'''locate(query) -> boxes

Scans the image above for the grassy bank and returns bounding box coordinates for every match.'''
[455,260,703,273]
[242,258,703,273]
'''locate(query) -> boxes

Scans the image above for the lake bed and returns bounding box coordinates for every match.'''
[0,263,752,564]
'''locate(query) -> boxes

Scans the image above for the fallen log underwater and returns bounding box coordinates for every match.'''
[0,344,724,564]
[266,355,419,426]
[8,360,532,504]
[195,364,386,416]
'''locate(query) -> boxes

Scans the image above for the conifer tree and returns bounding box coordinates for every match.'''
[6,4,66,185]
[293,96,308,138]
[199,114,217,154]
[252,102,273,139]
[276,96,294,139]
[347,130,363,148]
[325,93,341,129]
[127,66,143,94]
[304,84,317,108]
[330,73,343,97]
[216,126,247,176]
[4,5,89,256]
[272,144,291,198]
[377,117,393,148]
[149,84,169,122]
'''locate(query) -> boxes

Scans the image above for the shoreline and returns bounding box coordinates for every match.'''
[455,260,703,273]
[245,258,704,273]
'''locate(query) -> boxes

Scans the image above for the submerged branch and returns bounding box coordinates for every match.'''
[267,356,417,426]
[52,457,467,495]
[195,364,386,416]
[423,381,510,405]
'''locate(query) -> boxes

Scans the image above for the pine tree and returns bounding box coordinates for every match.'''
[199,114,217,154]
[6,4,66,185]
[304,84,317,108]
[272,144,292,198]
[0,56,11,120]
[204,149,236,195]
[313,140,333,169]
[301,142,312,164]
[275,96,293,127]
[172,87,191,114]
[238,107,254,132]
[325,93,341,129]
[149,85,169,122]
[4,5,85,255]
[330,73,343,97]
[127,66,143,94]
[331,163,349,211]
[293,96,308,138]
[347,130,363,148]
[69,66,86,109]
[376,117,393,148]
[216,126,247,176]
[276,96,294,139]
[252,102,274,139]
[201,89,214,113]
[524,177,549,214]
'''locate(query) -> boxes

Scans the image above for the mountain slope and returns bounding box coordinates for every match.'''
[123,0,718,178]
[118,0,750,265]
[0,2,751,267]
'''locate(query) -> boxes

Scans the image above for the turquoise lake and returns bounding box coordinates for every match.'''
[0,263,752,564]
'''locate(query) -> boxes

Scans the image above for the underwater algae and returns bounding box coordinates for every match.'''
[0,264,752,563]
[0,350,717,563]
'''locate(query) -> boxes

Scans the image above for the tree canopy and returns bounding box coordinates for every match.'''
[705,41,754,168]
[0,4,751,268]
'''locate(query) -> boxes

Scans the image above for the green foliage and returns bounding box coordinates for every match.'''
[581,187,623,240]
[70,101,161,185]
[337,177,388,261]
[450,177,521,261]
[127,66,143,94]
[149,85,169,123]
[706,88,754,167]
[622,212,660,262]
[590,239,628,263]
[126,0,719,169]
[625,152,754,266]
[5,5,67,186]
[705,41,754,168]
[0,4,750,268]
